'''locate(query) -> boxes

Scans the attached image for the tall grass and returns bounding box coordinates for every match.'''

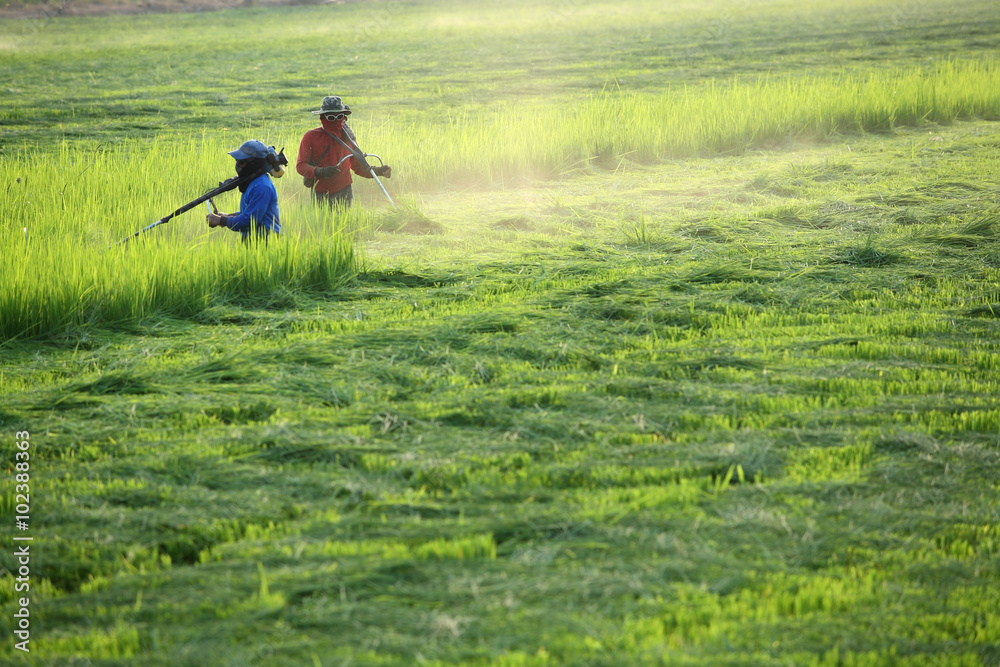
[1,139,360,340]
[1,233,356,339]
[374,59,1000,186]
[3,59,998,339]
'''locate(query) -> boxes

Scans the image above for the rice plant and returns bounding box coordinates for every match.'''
[5,59,998,339]
[1,138,360,339]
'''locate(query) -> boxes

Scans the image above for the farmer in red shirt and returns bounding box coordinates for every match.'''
[296,95,392,207]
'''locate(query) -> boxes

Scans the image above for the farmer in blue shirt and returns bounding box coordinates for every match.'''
[206,140,282,241]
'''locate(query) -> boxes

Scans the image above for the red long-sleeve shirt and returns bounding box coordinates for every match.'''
[296,124,373,194]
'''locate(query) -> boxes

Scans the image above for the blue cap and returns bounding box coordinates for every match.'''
[229,140,272,160]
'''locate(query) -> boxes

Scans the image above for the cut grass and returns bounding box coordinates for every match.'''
[3,120,1000,664]
[2,0,1000,664]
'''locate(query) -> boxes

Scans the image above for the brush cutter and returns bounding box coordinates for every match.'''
[322,127,395,207]
[362,153,394,207]
[113,148,288,248]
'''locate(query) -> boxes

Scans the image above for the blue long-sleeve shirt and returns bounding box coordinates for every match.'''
[226,174,281,240]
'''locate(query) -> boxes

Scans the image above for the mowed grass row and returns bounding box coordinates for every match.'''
[2,202,998,663]
[3,58,1000,340]
[1,0,999,663]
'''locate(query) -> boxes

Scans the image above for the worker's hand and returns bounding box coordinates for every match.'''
[207,213,226,228]
[314,166,339,179]
[373,165,392,179]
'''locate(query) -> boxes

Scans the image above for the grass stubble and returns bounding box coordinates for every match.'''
[1,0,1000,664]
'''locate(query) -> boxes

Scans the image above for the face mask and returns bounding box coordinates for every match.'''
[235,158,265,191]
[321,117,345,133]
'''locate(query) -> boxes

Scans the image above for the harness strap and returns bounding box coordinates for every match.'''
[321,125,373,176]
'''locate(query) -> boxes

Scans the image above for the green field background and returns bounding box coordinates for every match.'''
[1,0,1000,664]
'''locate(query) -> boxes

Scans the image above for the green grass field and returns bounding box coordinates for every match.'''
[2,0,1000,664]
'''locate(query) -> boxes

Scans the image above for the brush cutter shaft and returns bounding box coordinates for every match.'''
[114,149,287,247]
[364,154,395,207]
[326,129,395,207]
[115,176,244,246]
